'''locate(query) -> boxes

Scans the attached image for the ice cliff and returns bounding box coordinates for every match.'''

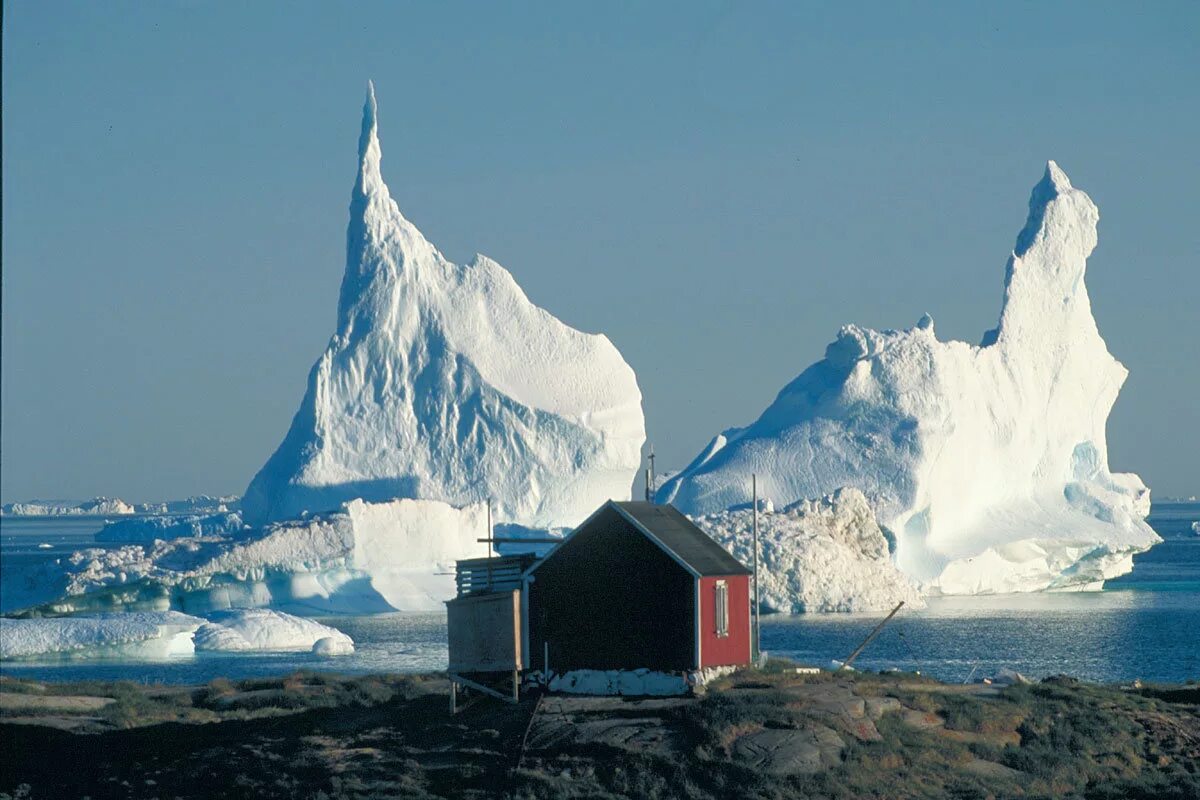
[691,489,922,613]
[658,162,1158,594]
[242,83,645,529]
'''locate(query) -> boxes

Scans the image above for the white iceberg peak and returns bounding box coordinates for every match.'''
[243,85,645,528]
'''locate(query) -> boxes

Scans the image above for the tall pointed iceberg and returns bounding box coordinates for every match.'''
[658,162,1158,593]
[243,84,646,528]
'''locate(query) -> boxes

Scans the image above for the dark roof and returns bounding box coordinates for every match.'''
[611,501,751,577]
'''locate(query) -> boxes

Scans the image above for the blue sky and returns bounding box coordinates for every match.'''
[2,1,1197,501]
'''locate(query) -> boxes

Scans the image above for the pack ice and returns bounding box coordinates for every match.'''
[242,83,645,529]
[658,162,1158,594]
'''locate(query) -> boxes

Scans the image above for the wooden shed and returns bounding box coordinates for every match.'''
[445,553,539,704]
[522,501,752,676]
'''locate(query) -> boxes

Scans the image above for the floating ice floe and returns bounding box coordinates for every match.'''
[0,609,354,661]
[193,609,353,655]
[0,612,203,660]
[659,162,1159,594]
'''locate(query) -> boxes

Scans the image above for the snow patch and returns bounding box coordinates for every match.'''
[548,669,691,696]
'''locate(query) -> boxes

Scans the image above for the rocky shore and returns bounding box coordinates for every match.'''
[1,665,1196,799]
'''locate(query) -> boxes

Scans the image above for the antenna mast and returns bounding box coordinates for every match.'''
[752,473,760,663]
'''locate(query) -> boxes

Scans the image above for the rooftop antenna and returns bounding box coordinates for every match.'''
[648,445,656,503]
[752,473,761,664]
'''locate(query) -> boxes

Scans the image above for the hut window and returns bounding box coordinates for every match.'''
[714,580,729,637]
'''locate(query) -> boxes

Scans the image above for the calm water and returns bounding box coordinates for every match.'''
[2,503,1198,685]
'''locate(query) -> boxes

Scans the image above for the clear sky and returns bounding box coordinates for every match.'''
[2,1,1197,503]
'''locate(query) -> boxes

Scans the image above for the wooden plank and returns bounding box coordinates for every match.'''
[449,673,518,704]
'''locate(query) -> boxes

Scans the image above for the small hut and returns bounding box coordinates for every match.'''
[525,501,751,679]
[446,500,752,702]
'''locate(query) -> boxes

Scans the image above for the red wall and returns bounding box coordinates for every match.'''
[698,574,751,669]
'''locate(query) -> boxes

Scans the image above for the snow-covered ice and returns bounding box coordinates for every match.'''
[193,609,353,655]
[658,162,1158,594]
[0,612,203,660]
[691,488,923,613]
[242,83,644,530]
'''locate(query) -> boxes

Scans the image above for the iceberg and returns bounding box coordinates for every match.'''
[0,612,203,660]
[193,609,353,655]
[2,497,136,516]
[691,489,922,613]
[96,511,247,543]
[658,162,1158,594]
[0,610,352,660]
[242,83,645,530]
[25,497,491,616]
[134,495,241,515]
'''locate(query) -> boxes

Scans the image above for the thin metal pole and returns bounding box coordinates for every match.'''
[645,467,652,502]
[752,473,760,664]
[486,498,493,590]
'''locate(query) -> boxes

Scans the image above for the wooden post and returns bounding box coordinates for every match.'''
[839,601,906,671]
[512,669,520,703]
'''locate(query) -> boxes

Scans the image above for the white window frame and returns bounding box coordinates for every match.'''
[714,580,729,638]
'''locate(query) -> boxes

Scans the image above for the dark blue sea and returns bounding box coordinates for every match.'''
[2,502,1197,685]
